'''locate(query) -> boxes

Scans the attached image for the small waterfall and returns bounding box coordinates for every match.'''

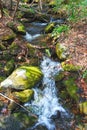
[24,32,40,42]
[25,56,70,130]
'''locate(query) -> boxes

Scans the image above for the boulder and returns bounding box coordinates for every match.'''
[0,66,43,90]
[63,77,79,101]
[56,43,69,60]
[13,111,37,129]
[44,22,55,33]
[7,21,26,35]
[61,60,80,71]
[13,89,34,103]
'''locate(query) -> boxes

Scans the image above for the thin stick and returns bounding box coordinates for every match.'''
[0,92,37,118]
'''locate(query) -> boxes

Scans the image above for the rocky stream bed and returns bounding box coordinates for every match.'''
[0,1,87,130]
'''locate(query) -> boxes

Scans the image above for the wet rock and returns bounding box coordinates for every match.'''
[79,101,87,115]
[4,59,15,76]
[0,66,43,90]
[54,71,65,81]
[30,124,48,130]
[0,115,22,130]
[56,43,69,60]
[63,77,79,101]
[50,110,61,120]
[7,21,26,35]
[13,89,34,103]
[44,22,55,33]
[61,60,80,71]
[13,111,37,128]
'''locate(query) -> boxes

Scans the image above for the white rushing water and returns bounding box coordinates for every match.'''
[24,32,41,42]
[25,56,68,130]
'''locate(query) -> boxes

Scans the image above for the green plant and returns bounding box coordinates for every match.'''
[67,0,87,22]
[82,69,87,79]
[52,25,70,37]
[53,0,87,22]
[53,0,64,12]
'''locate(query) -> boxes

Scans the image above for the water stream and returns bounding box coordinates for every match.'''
[25,56,71,130]
[23,20,73,130]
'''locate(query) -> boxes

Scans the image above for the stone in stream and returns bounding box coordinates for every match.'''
[13,89,34,103]
[0,66,43,90]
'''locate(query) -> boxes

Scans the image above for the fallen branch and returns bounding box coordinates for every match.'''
[0,92,37,118]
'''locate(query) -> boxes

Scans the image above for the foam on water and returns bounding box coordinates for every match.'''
[25,56,69,130]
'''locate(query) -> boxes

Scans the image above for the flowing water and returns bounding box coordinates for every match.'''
[23,21,74,130]
[25,56,72,130]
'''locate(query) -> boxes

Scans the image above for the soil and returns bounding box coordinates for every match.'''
[59,20,87,71]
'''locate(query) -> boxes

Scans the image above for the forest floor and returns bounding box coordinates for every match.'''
[59,19,87,71]
[58,19,87,99]
[0,16,87,98]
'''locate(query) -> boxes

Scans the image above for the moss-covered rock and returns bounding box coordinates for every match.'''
[2,50,12,60]
[79,101,87,115]
[0,42,6,50]
[0,27,16,41]
[44,22,55,33]
[17,25,26,34]
[13,112,37,128]
[7,21,26,35]
[49,0,55,7]
[0,66,43,90]
[63,77,79,101]
[61,60,80,71]
[13,89,34,103]
[9,41,19,55]
[54,71,65,81]
[4,59,15,76]
[26,43,37,57]
[0,76,6,83]
[56,43,69,60]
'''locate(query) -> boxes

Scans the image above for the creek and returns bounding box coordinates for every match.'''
[24,21,73,130]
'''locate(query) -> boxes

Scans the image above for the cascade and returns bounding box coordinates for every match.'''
[25,57,70,130]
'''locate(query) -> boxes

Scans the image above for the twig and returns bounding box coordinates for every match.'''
[0,92,37,118]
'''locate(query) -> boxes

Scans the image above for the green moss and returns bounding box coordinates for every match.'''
[0,76,6,82]
[1,66,43,90]
[0,42,6,50]
[1,30,16,41]
[64,77,79,101]
[7,21,26,35]
[54,71,64,81]
[61,61,80,71]
[4,59,15,76]
[3,51,12,60]
[9,42,19,55]
[26,43,36,56]
[45,22,55,33]
[56,43,68,60]
[17,25,26,34]
[13,89,34,103]
[79,101,87,115]
[13,112,37,127]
